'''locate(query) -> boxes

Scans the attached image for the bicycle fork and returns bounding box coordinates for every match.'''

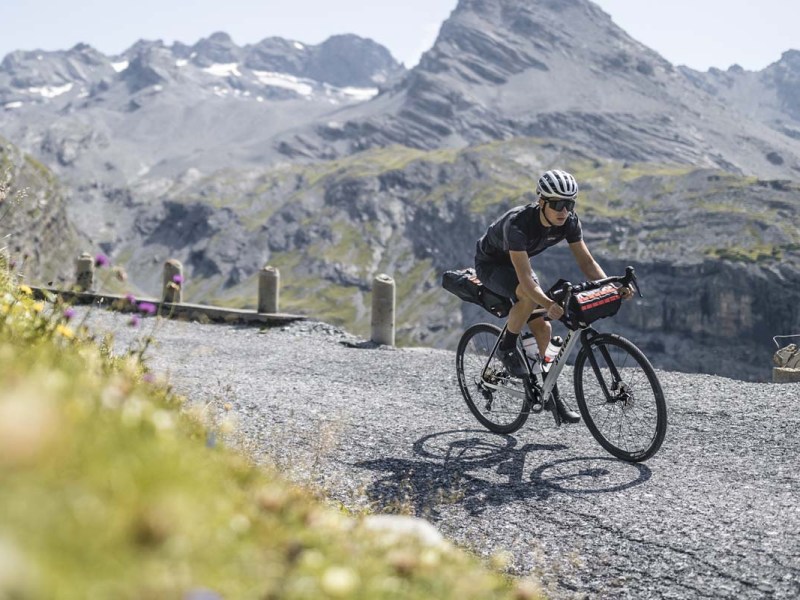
[582,330,626,404]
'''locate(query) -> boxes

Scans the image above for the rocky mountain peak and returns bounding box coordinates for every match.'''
[120,44,179,92]
[306,34,400,87]
[778,49,800,66]
[0,44,115,91]
[121,39,167,59]
[191,31,241,67]
[244,37,310,75]
[764,50,800,122]
[421,0,671,87]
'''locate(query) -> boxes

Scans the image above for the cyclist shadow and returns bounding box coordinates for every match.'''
[353,429,652,518]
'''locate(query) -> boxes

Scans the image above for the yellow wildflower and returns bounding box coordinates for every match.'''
[320,567,359,598]
[18,284,32,295]
[55,324,75,339]
[32,302,45,313]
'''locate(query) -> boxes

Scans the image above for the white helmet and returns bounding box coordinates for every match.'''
[536,169,579,200]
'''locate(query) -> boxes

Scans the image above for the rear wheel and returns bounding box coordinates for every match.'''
[456,323,532,434]
[574,333,667,462]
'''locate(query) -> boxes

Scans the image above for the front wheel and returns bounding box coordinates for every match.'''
[574,333,667,462]
[456,323,532,434]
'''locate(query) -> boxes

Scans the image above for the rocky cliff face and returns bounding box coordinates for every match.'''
[90,139,799,382]
[0,137,87,285]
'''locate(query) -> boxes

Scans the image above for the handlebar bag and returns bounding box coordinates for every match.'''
[441,268,512,318]
[570,283,622,326]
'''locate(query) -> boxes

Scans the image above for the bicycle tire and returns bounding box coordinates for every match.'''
[456,323,532,434]
[573,333,667,462]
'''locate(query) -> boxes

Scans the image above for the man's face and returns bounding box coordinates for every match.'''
[540,198,574,226]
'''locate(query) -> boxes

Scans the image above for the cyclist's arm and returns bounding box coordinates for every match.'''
[569,240,607,280]
[509,250,554,308]
[569,241,634,299]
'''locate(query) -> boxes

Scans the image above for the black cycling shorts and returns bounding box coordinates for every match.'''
[475,258,539,303]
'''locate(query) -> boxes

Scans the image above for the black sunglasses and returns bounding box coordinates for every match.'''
[544,198,576,212]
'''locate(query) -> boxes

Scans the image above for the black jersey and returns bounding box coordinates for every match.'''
[475,204,583,266]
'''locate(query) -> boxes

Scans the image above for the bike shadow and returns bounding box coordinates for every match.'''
[353,429,652,518]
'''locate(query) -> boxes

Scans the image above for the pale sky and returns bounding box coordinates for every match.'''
[1,0,798,72]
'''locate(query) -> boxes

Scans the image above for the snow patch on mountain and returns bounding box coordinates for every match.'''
[28,83,73,98]
[339,86,379,101]
[204,63,242,77]
[252,70,314,96]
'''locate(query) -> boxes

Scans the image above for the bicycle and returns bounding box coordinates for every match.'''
[455,267,667,462]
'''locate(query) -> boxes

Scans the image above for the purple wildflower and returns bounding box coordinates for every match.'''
[63,308,76,321]
[184,589,223,600]
[94,253,110,268]
[138,302,157,315]
[129,314,141,327]
[172,274,184,284]
[142,372,156,383]
[125,293,137,305]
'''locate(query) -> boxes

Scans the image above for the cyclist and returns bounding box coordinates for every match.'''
[474,169,633,423]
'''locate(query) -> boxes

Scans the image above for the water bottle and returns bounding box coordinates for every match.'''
[543,336,564,370]
[521,333,542,374]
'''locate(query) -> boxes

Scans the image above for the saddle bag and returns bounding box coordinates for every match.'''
[441,268,512,318]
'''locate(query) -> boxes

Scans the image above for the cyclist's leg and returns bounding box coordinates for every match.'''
[507,295,536,334]
[475,261,533,376]
[527,312,551,357]
[518,283,580,424]
[475,260,530,337]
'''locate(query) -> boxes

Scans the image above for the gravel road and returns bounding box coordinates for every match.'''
[82,308,800,599]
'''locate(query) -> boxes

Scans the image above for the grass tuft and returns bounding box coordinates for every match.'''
[0,274,533,599]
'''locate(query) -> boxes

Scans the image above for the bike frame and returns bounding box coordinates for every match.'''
[539,327,583,400]
[479,324,623,409]
[478,322,583,402]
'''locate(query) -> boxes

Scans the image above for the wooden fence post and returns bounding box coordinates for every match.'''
[162,259,183,303]
[773,368,800,383]
[371,273,395,346]
[75,253,94,291]
[258,266,280,313]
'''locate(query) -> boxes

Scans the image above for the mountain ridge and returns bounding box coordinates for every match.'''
[281,0,800,180]
[1,0,799,381]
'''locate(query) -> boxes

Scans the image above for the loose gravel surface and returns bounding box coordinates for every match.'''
[83,308,800,599]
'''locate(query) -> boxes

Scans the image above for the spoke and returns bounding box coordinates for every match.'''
[579,341,661,457]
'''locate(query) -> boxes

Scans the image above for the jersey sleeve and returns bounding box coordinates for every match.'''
[504,212,529,252]
[566,213,583,243]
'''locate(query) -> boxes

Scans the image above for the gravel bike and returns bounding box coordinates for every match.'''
[455,267,667,462]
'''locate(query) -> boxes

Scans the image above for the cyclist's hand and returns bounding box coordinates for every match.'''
[619,286,634,301]
[547,301,564,320]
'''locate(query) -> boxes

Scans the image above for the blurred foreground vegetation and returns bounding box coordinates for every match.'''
[0,271,539,599]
